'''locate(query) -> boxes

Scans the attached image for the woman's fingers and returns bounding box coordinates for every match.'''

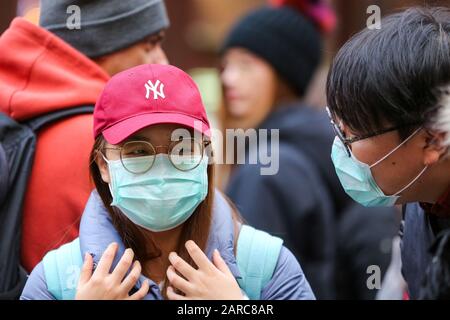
[94,242,118,277]
[78,253,93,286]
[167,285,188,300]
[168,252,196,281]
[127,280,150,300]
[166,266,193,294]
[111,248,134,283]
[212,249,233,276]
[119,260,142,293]
[185,240,214,272]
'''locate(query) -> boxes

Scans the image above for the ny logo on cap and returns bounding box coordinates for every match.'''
[145,80,165,100]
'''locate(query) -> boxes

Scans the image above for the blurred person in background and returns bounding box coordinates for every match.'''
[0,0,169,287]
[326,7,450,299]
[219,0,400,300]
[219,0,340,299]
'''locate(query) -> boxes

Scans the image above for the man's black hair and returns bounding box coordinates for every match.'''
[327,7,450,139]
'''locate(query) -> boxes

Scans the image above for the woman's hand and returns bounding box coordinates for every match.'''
[75,242,150,300]
[166,240,244,300]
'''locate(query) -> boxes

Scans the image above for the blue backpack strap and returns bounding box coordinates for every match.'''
[236,225,283,300]
[42,238,83,300]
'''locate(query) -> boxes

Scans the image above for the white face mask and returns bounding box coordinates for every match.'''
[331,127,428,207]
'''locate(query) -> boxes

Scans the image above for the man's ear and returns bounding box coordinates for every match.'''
[96,151,111,184]
[423,130,448,166]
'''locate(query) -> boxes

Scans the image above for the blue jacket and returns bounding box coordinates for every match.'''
[21,190,315,300]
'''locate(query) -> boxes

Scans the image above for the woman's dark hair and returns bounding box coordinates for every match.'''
[89,135,216,298]
[326,6,450,140]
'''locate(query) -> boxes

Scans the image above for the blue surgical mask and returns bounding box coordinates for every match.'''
[331,128,427,207]
[103,154,208,232]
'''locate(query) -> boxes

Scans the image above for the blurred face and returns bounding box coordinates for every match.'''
[94,31,168,76]
[338,121,449,204]
[221,48,277,129]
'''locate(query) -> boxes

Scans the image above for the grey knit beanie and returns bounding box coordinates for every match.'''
[39,0,170,58]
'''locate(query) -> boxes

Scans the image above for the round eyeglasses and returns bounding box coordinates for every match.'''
[102,139,211,174]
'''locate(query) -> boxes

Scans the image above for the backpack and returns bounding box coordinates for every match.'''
[42,225,283,300]
[0,106,94,300]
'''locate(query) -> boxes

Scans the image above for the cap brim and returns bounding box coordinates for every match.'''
[102,113,211,145]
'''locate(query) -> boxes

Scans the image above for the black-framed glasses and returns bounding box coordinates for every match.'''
[325,106,421,157]
[102,138,211,174]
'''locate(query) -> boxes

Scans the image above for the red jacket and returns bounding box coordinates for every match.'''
[0,18,109,272]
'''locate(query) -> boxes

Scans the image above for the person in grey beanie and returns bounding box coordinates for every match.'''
[0,0,170,295]
[40,0,170,75]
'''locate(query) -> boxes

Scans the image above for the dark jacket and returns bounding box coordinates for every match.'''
[226,103,350,299]
[401,202,450,299]
[336,203,399,300]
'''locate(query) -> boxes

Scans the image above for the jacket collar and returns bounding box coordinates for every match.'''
[79,189,240,299]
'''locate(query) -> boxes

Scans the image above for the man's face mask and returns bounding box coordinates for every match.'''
[331,127,428,207]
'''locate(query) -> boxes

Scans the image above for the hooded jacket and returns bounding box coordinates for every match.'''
[20,190,315,300]
[0,18,110,272]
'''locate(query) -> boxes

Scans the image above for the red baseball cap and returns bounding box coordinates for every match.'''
[93,64,211,144]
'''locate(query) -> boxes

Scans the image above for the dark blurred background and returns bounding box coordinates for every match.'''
[1,0,449,122]
[2,0,449,67]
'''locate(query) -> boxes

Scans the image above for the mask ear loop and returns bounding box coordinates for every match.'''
[392,128,449,196]
[370,127,423,169]
[367,127,427,196]
[100,152,110,164]
[392,165,428,196]
[98,152,116,201]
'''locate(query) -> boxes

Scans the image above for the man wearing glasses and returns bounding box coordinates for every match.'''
[326,7,450,299]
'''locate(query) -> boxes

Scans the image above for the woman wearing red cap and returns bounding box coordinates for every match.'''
[21,64,315,300]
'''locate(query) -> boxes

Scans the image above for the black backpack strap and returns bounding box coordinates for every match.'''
[0,266,27,300]
[0,105,94,299]
[0,143,8,206]
[26,105,94,132]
